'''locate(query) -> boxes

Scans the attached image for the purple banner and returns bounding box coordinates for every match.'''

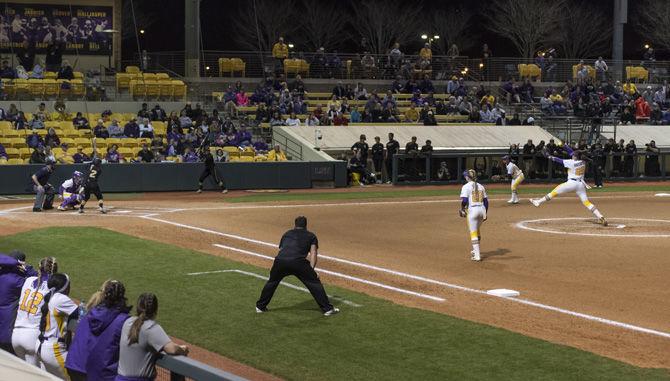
[0,3,113,55]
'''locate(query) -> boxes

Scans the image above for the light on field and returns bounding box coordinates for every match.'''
[205,66,210,70]
[644,43,650,49]
[140,29,145,34]
[433,35,440,40]
[288,43,294,48]
[421,34,428,40]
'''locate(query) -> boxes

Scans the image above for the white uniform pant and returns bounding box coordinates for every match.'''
[467,206,486,242]
[548,179,592,205]
[12,327,40,367]
[37,339,69,380]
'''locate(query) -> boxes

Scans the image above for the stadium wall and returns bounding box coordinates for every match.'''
[0,161,348,194]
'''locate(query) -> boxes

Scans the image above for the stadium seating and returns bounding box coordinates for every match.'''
[572,64,596,80]
[517,64,541,81]
[284,59,310,77]
[218,58,246,77]
[626,66,649,82]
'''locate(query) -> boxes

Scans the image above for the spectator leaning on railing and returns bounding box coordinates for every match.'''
[116,293,189,381]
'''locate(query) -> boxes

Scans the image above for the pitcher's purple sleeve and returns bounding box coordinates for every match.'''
[461,197,469,209]
[563,144,574,156]
[483,198,489,211]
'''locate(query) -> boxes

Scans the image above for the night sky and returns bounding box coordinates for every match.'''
[124,0,648,61]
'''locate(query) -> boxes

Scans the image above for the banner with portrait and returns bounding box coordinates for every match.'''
[0,3,113,55]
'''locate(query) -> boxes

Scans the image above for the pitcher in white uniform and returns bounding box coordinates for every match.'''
[12,257,58,366]
[531,145,607,226]
[37,273,79,380]
[459,169,489,261]
[501,155,524,204]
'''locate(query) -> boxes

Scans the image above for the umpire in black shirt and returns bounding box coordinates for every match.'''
[256,216,339,316]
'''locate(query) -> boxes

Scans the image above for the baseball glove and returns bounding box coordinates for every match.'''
[458,209,467,218]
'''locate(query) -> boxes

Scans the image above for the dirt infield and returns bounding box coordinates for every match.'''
[1,185,669,371]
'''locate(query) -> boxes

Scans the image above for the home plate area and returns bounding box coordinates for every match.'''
[516,218,670,237]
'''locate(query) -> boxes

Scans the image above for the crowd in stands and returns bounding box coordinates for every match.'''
[0,251,188,380]
[0,101,285,165]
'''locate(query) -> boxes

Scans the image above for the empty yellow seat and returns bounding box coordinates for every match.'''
[5,148,20,158]
[116,73,133,92]
[7,158,23,165]
[126,66,141,74]
[28,79,45,98]
[218,58,231,77]
[171,80,187,100]
[145,80,160,98]
[130,80,147,98]
[18,148,32,159]
[626,66,649,82]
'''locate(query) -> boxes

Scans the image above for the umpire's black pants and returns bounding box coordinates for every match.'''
[256,258,333,312]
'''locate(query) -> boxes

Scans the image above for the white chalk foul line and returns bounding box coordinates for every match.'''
[165,194,645,212]
[212,244,445,302]
[187,269,362,307]
[0,206,33,215]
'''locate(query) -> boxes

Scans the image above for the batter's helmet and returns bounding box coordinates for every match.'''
[463,169,477,181]
[92,157,102,166]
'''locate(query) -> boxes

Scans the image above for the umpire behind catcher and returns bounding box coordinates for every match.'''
[30,159,56,212]
[256,216,340,316]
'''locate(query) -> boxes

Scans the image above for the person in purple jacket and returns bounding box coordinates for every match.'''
[0,251,37,353]
[66,280,131,381]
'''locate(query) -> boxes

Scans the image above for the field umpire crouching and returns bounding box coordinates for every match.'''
[30,159,56,212]
[256,216,340,316]
[197,146,228,194]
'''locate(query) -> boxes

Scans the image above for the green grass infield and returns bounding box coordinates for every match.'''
[1,227,668,380]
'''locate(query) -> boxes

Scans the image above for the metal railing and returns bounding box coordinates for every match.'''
[156,353,249,381]
[125,50,670,83]
[272,127,303,160]
[391,151,668,185]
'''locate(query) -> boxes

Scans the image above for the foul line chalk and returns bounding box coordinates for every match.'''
[187,268,361,307]
[212,244,445,302]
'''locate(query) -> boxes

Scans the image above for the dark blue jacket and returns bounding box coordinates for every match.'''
[0,254,37,345]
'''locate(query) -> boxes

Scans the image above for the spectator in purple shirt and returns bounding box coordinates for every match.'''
[123,118,140,138]
[0,142,7,160]
[66,280,131,381]
[106,144,122,163]
[182,147,198,163]
[235,126,252,147]
[25,130,45,149]
[72,146,89,163]
[0,251,37,353]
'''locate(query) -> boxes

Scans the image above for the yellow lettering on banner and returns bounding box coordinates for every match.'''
[53,10,71,17]
[24,8,45,17]
[77,11,106,17]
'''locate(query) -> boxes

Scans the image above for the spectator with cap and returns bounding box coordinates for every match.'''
[351,134,369,167]
[57,60,74,80]
[116,293,188,380]
[0,60,15,79]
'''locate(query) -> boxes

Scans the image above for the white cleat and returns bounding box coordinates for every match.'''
[196,189,202,193]
[599,217,608,226]
[470,251,481,262]
[530,198,541,207]
[255,307,267,313]
[99,207,107,214]
[323,307,340,316]
[222,189,228,194]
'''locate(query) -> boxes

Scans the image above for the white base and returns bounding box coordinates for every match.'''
[655,193,670,197]
[486,289,520,298]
